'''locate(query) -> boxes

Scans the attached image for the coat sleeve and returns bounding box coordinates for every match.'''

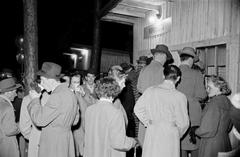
[137,70,144,94]
[230,106,240,133]
[27,94,61,127]
[73,105,80,126]
[109,110,135,151]
[174,94,189,137]
[134,89,150,127]
[2,106,19,136]
[195,102,220,138]
[19,96,32,139]
[194,72,207,101]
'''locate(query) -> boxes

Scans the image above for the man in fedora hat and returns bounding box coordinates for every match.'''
[136,44,173,146]
[137,44,173,94]
[27,62,79,157]
[177,47,207,157]
[0,77,20,157]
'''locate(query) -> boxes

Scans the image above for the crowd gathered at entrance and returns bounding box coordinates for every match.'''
[1,44,240,157]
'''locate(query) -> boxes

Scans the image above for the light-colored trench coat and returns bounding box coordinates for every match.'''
[0,96,19,157]
[19,92,49,157]
[72,91,88,156]
[27,84,79,157]
[136,60,165,145]
[134,80,189,157]
[84,99,135,157]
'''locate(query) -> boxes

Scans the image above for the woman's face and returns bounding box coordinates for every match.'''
[207,80,221,97]
[70,76,81,91]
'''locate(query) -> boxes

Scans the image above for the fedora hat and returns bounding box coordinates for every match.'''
[0,77,21,93]
[180,47,199,63]
[151,44,173,61]
[120,62,134,72]
[137,56,148,64]
[37,62,63,80]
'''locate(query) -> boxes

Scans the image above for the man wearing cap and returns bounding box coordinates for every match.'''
[136,56,148,72]
[108,65,129,125]
[177,47,207,157]
[136,44,173,145]
[0,77,20,157]
[27,62,79,157]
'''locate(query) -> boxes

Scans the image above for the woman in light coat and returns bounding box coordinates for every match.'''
[84,77,137,157]
[69,72,87,157]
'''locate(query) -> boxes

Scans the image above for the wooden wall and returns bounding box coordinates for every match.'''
[101,49,130,73]
[133,0,240,93]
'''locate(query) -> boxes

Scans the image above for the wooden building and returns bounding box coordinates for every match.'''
[102,0,240,93]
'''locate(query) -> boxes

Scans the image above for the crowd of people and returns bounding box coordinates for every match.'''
[0,44,240,157]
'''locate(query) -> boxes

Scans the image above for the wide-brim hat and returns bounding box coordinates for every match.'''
[0,77,21,93]
[37,62,64,80]
[120,62,134,72]
[151,44,173,61]
[137,56,148,64]
[179,47,199,63]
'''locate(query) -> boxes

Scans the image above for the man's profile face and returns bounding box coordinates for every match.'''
[40,76,52,92]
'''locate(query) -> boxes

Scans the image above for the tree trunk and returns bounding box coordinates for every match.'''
[23,0,38,92]
[91,0,101,74]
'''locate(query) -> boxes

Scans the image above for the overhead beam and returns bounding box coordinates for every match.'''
[99,0,122,19]
[102,12,136,25]
[119,1,160,12]
[111,6,146,18]
[130,0,166,6]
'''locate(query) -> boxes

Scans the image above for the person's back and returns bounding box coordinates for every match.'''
[137,60,164,93]
[28,84,78,157]
[134,65,189,157]
[85,100,134,157]
[0,97,19,157]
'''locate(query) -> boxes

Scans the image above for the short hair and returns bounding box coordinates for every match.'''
[163,65,181,81]
[70,72,82,85]
[95,77,121,99]
[180,54,194,62]
[207,75,231,95]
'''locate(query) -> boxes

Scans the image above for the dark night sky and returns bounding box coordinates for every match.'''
[0,0,133,75]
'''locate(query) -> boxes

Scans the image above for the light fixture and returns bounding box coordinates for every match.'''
[148,6,162,24]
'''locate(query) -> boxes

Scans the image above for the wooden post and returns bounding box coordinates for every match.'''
[23,0,38,92]
[91,0,101,74]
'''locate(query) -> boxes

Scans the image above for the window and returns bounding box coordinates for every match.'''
[196,44,226,79]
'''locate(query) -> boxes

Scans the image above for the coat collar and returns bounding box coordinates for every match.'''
[158,80,176,90]
[150,60,164,67]
[179,64,191,69]
[52,83,68,94]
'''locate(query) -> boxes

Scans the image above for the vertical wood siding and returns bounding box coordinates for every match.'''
[133,0,240,93]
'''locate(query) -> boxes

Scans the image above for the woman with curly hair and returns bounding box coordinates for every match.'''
[84,77,137,157]
[195,75,233,157]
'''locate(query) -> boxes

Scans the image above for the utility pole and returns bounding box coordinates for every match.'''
[91,0,101,74]
[23,0,38,92]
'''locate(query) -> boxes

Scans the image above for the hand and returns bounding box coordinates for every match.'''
[189,126,199,144]
[75,86,85,96]
[29,90,41,99]
[134,138,141,147]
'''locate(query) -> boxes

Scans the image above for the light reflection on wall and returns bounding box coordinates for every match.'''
[70,47,91,70]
